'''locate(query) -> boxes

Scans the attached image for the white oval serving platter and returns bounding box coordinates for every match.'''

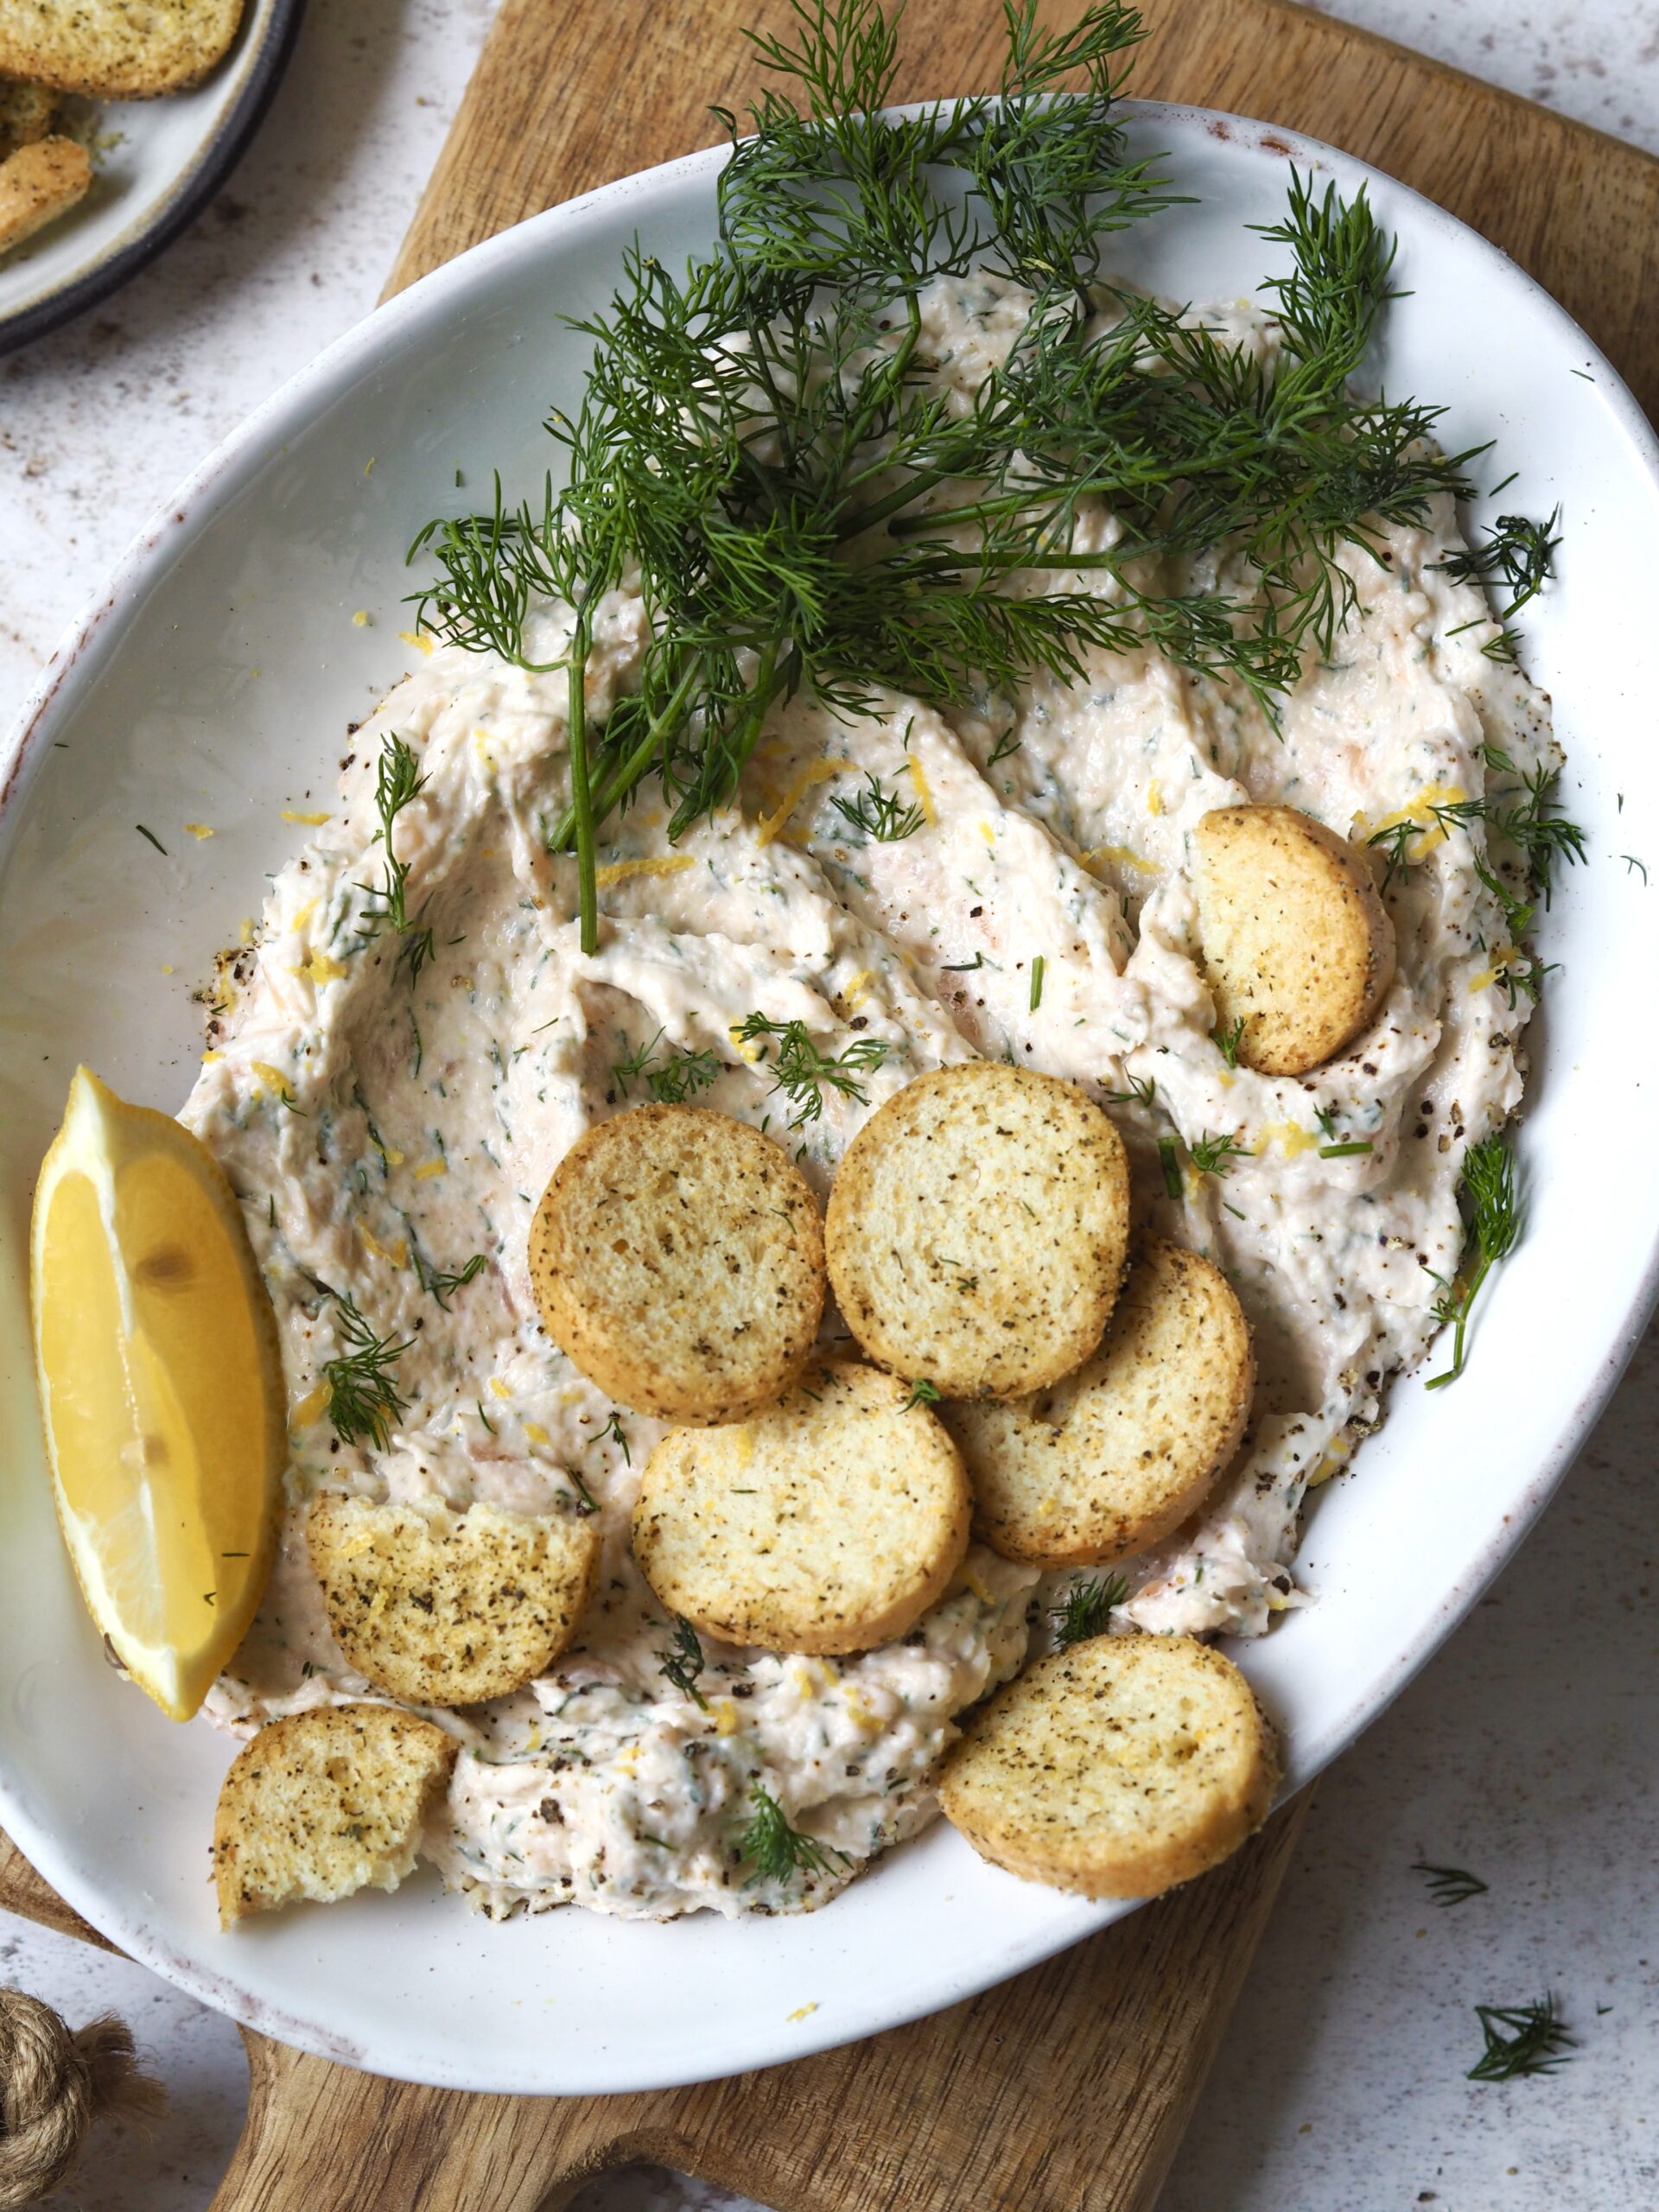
[2,103,1657,2094]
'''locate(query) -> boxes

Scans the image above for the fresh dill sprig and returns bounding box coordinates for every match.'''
[1214,1014,1247,1068]
[1433,510,1560,622]
[410,1,1490,954]
[900,1377,942,1411]
[1189,1130,1248,1179]
[612,1028,723,1103]
[1468,1994,1574,2082]
[1413,1860,1488,1907]
[1105,1072,1156,1109]
[1427,1129,1520,1389]
[600,1408,630,1464]
[1052,1572,1129,1648]
[656,1615,709,1711]
[739,1783,850,1888]
[321,1292,413,1449]
[1370,753,1585,912]
[829,770,925,842]
[735,1013,889,1125]
[415,1250,486,1310]
[358,734,435,977]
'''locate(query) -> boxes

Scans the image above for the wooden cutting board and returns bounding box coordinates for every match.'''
[4,4,1657,2207]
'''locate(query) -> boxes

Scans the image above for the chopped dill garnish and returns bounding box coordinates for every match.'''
[739,1783,850,1888]
[1189,1130,1247,1178]
[1213,1014,1246,1068]
[900,1377,942,1411]
[321,1292,413,1449]
[829,770,925,842]
[1319,1139,1373,1159]
[735,1013,889,1125]
[415,1250,486,1310]
[1427,1129,1519,1389]
[1028,954,1046,1011]
[358,735,435,978]
[656,1615,709,1710]
[565,1465,600,1516]
[410,0,1488,955]
[1370,753,1585,911]
[941,951,986,972]
[1157,1134,1182,1198]
[1468,1994,1574,2082]
[1052,1572,1128,1648]
[612,1028,723,1104]
[1105,1072,1156,1109]
[1433,510,1560,622]
[135,823,168,855]
[1413,1860,1488,1907]
[1622,854,1649,883]
[599,1408,630,1463]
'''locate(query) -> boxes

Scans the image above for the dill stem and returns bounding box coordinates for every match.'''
[1427,1250,1491,1391]
[566,605,599,955]
[549,651,704,851]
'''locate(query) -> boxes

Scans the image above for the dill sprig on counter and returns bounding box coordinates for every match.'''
[1052,1572,1128,1648]
[740,1783,850,1888]
[735,1012,890,1125]
[1413,1860,1488,1907]
[1468,1994,1574,2082]
[321,1292,413,1449]
[410,0,1493,955]
[1426,1129,1520,1390]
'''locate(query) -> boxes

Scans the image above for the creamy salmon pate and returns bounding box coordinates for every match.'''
[193,271,1555,1919]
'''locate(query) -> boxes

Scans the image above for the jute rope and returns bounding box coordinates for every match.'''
[0,1987,165,2208]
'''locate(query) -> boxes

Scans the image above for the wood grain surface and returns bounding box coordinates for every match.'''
[6,4,1656,2209]
[385,0,1659,420]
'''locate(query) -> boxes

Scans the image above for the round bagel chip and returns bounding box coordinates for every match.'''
[938,1633,1279,1899]
[632,1359,971,1655]
[529,1104,826,1425]
[824,1063,1130,1401]
[213,1702,456,1927]
[1193,803,1395,1077]
[945,1237,1253,1567]
[307,1495,601,1707]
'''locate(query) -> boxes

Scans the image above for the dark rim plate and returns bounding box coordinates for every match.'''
[0,0,308,359]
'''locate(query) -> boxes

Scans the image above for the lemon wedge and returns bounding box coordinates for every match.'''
[30,1067,285,1720]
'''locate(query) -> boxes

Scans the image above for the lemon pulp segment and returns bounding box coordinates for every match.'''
[30,1068,285,1719]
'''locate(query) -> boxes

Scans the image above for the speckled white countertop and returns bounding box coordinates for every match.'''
[3,4,1656,2209]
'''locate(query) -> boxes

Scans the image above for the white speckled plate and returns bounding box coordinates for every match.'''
[2,106,1658,2094]
[0,0,304,357]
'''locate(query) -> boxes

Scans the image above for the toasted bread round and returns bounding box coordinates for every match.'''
[0,133,89,251]
[307,1495,601,1707]
[1193,804,1395,1077]
[530,1104,826,1426]
[938,1633,1279,1899]
[0,1,244,99]
[944,1238,1253,1567]
[213,1702,455,1927]
[0,76,57,162]
[825,1064,1130,1401]
[632,1359,970,1654]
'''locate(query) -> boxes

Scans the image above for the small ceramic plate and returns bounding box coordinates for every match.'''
[0,0,305,356]
[2,105,1658,2095]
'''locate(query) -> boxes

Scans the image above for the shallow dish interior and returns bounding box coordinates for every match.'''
[2,106,1657,2094]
